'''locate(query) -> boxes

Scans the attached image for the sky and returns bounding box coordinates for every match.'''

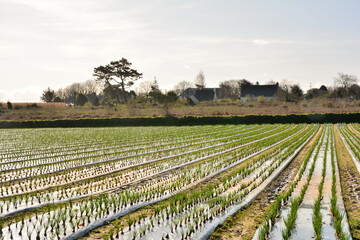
[0,0,360,102]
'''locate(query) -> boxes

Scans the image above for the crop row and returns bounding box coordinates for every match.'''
[0,124,299,218]
[68,124,316,240]
[255,125,352,240]
[0,124,312,239]
[0,125,291,210]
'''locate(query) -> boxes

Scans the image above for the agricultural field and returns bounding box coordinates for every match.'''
[0,124,359,240]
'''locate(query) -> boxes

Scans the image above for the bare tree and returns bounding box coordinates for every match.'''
[173,81,194,95]
[280,79,292,93]
[278,79,293,101]
[219,80,241,99]
[194,70,205,88]
[138,80,154,99]
[65,83,82,98]
[334,72,358,90]
[81,80,101,94]
[56,88,66,101]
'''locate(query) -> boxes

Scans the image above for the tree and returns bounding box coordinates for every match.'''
[319,85,328,92]
[56,88,66,102]
[279,79,292,101]
[138,80,154,100]
[239,79,252,86]
[305,86,329,100]
[334,72,358,90]
[349,84,360,99]
[64,83,82,100]
[161,91,178,116]
[75,93,88,106]
[82,80,100,94]
[290,84,303,98]
[94,58,142,102]
[173,81,194,95]
[148,79,163,103]
[219,80,242,99]
[41,87,56,102]
[194,70,205,88]
[53,96,63,102]
[266,80,277,85]
[54,80,102,102]
[164,91,178,103]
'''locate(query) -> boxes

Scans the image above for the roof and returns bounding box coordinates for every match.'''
[240,84,278,98]
[181,88,221,102]
[194,88,220,101]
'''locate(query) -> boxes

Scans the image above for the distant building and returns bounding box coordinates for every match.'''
[66,96,75,106]
[240,83,279,102]
[180,87,221,103]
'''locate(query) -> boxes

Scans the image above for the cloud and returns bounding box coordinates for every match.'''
[253,39,270,46]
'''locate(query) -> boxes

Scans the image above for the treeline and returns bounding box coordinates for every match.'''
[218,72,359,101]
[39,57,359,107]
[2,113,360,128]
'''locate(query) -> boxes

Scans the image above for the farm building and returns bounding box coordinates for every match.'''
[240,83,279,102]
[180,87,221,103]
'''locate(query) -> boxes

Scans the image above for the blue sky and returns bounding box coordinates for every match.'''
[1,0,359,101]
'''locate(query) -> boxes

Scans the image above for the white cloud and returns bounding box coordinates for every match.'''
[253,39,270,46]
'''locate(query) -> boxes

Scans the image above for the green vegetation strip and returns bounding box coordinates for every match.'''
[2,113,360,128]
[330,129,350,240]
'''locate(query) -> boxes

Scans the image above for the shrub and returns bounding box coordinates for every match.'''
[7,101,12,110]
[26,103,40,109]
[75,93,89,106]
[84,102,92,107]
[257,96,266,103]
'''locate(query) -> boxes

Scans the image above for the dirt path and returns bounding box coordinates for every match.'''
[334,125,360,239]
[208,125,322,240]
